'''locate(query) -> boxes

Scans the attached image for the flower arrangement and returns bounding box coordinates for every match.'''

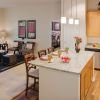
[74,36,82,53]
[74,36,82,45]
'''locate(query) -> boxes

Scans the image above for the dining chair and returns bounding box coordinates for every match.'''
[38,49,47,58]
[24,53,39,96]
[47,47,54,54]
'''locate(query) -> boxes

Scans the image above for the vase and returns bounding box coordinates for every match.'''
[75,43,80,53]
[75,47,80,53]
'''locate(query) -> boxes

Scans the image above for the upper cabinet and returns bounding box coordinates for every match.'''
[87,11,100,37]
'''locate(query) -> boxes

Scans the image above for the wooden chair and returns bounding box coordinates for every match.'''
[38,49,47,58]
[24,53,39,96]
[47,47,54,54]
[26,42,35,53]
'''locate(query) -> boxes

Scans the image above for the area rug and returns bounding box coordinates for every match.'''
[0,61,24,72]
[0,54,24,72]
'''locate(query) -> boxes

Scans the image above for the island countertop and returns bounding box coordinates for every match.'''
[30,50,94,74]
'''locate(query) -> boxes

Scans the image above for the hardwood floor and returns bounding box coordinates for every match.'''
[86,70,100,100]
[11,84,39,100]
[11,89,38,100]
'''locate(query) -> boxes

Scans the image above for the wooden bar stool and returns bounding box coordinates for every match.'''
[38,49,47,58]
[24,53,39,96]
[47,47,54,54]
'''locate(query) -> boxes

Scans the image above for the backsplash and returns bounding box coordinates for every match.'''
[87,37,100,43]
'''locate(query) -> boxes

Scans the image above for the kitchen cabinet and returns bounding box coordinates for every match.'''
[94,52,100,69]
[87,11,100,37]
[80,57,93,100]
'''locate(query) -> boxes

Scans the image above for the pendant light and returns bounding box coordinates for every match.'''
[68,0,74,24]
[61,0,67,24]
[74,0,79,25]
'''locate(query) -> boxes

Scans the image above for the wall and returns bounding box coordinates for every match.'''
[4,2,61,52]
[0,8,6,30]
[87,0,100,43]
[61,0,87,50]
[87,0,99,10]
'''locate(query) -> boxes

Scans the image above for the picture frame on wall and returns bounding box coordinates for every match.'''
[18,20,26,38]
[27,20,36,39]
[52,22,61,31]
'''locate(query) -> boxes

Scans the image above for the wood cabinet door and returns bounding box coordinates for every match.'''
[81,72,85,100]
[84,67,91,96]
[87,11,100,37]
[80,57,93,100]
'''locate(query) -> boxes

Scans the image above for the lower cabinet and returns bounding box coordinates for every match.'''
[94,52,100,69]
[80,57,93,100]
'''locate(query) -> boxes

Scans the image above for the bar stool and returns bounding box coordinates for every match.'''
[38,49,47,58]
[24,53,39,96]
[47,47,54,54]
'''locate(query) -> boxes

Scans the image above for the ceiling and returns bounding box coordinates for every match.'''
[0,0,60,8]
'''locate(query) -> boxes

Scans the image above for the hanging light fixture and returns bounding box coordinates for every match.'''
[61,0,67,24]
[74,0,79,25]
[68,0,74,24]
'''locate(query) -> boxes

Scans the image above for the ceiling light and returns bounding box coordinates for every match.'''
[68,18,74,24]
[61,17,67,24]
[75,19,79,25]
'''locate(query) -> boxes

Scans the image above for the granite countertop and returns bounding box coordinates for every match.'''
[30,50,94,74]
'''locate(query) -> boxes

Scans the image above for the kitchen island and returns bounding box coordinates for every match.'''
[30,50,94,100]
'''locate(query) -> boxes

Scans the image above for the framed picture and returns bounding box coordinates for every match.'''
[27,20,36,39]
[52,22,61,31]
[52,31,60,48]
[18,20,26,38]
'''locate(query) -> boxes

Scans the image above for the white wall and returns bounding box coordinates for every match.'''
[4,2,61,51]
[0,8,6,30]
[61,0,87,50]
[87,0,100,43]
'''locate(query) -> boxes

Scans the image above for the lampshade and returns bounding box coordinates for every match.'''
[61,17,67,24]
[0,30,9,39]
[68,18,74,24]
[0,30,7,37]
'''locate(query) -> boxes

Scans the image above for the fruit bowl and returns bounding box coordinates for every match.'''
[61,56,71,63]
